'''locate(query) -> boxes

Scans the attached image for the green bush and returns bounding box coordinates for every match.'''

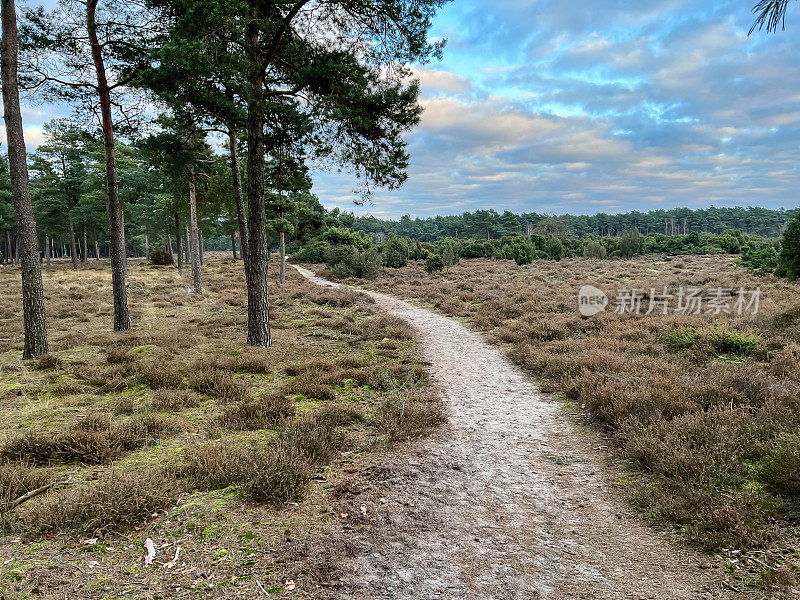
[501,238,536,265]
[408,240,428,261]
[665,328,760,356]
[740,244,779,275]
[321,226,372,251]
[295,239,332,263]
[425,252,443,273]
[583,241,607,259]
[709,330,760,356]
[620,229,641,259]
[544,236,565,260]
[717,232,742,254]
[332,247,382,279]
[664,328,701,351]
[442,246,456,270]
[381,234,409,268]
[759,434,800,496]
[0,251,4,265]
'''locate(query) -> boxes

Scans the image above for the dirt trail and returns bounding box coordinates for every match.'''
[293,265,733,600]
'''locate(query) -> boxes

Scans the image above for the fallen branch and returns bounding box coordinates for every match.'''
[9,483,53,509]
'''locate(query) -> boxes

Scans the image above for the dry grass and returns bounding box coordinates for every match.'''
[217,394,295,430]
[377,392,447,441]
[187,366,252,403]
[0,414,180,465]
[20,467,179,535]
[242,444,311,504]
[177,434,317,505]
[151,387,201,411]
[0,461,51,511]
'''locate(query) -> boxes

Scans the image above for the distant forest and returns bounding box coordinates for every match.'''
[353,206,796,242]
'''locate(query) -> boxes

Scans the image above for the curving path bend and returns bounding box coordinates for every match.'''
[292,265,731,600]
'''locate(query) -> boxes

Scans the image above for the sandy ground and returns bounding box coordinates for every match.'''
[293,265,736,600]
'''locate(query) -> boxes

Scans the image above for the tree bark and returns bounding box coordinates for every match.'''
[1,0,47,358]
[188,168,202,294]
[45,236,50,266]
[185,225,190,265]
[228,123,248,271]
[145,231,150,262]
[199,230,204,266]
[174,214,183,273]
[87,0,129,331]
[4,230,11,263]
[82,229,87,263]
[67,213,78,269]
[231,232,237,260]
[279,230,286,284]
[244,9,271,347]
[94,238,99,260]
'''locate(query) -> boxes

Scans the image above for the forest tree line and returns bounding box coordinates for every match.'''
[352,206,795,242]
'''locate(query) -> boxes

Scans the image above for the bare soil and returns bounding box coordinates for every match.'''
[294,265,737,600]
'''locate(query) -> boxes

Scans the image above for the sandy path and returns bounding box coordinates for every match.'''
[293,265,732,600]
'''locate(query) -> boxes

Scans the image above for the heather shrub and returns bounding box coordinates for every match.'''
[150,249,173,266]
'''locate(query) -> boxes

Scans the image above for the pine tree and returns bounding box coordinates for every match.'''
[1,0,48,358]
[778,209,800,280]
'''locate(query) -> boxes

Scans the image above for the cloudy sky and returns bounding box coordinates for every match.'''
[10,0,800,219]
[317,0,800,219]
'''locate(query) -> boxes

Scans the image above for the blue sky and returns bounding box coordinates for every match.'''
[9,0,800,219]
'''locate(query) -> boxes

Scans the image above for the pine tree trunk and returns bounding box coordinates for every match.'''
[174,214,183,273]
[5,230,11,263]
[231,233,237,260]
[228,123,248,271]
[1,0,47,358]
[279,230,286,284]
[121,213,127,276]
[94,238,99,260]
[45,236,50,266]
[185,226,190,265]
[87,0,129,331]
[82,230,87,263]
[199,231,204,267]
[188,168,202,294]
[244,10,270,347]
[145,231,150,262]
[68,213,78,269]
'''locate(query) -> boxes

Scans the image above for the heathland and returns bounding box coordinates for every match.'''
[0,256,440,597]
